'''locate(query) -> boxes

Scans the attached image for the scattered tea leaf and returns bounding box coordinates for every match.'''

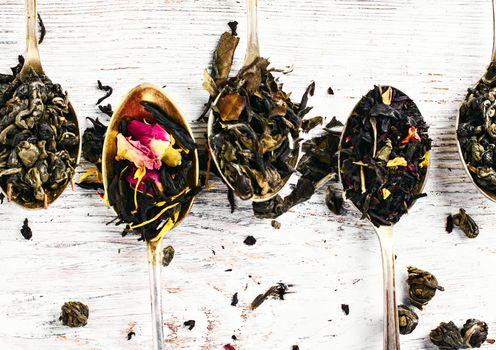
[446,214,454,233]
[271,220,281,229]
[250,283,292,310]
[327,87,334,95]
[325,187,343,215]
[96,80,113,105]
[341,304,349,315]
[227,188,236,213]
[231,292,238,306]
[183,320,196,331]
[430,321,464,350]
[461,319,488,348]
[243,236,256,246]
[127,331,136,340]
[224,345,236,350]
[227,21,238,36]
[452,208,479,238]
[398,305,418,335]
[37,13,46,44]
[98,104,113,117]
[20,218,32,240]
[407,266,444,310]
[59,301,89,327]
[162,245,175,267]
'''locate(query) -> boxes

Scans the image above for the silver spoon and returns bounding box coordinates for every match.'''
[338,87,430,350]
[456,0,496,201]
[207,0,300,202]
[102,84,199,350]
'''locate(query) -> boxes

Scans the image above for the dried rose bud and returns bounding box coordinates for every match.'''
[59,301,89,327]
[398,305,418,335]
[461,319,488,348]
[452,208,479,238]
[407,266,444,309]
[430,321,464,350]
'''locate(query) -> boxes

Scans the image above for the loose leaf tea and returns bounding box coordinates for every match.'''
[430,319,490,350]
[451,208,479,238]
[20,218,32,240]
[0,60,79,207]
[339,86,431,226]
[461,319,488,348]
[250,283,292,310]
[208,57,313,200]
[96,80,113,105]
[37,13,46,44]
[430,321,465,350]
[458,62,496,195]
[106,102,199,241]
[398,304,418,335]
[60,301,89,327]
[162,245,175,267]
[407,266,444,310]
[183,320,196,330]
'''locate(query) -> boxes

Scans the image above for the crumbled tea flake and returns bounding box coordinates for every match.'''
[98,104,113,117]
[20,218,32,240]
[341,304,349,315]
[183,319,196,330]
[162,245,175,267]
[398,305,418,335]
[292,346,300,350]
[301,116,323,133]
[231,292,238,306]
[59,301,89,327]
[227,188,236,213]
[243,236,256,246]
[339,86,431,226]
[271,220,281,229]
[325,187,343,215]
[452,208,479,238]
[446,214,454,233]
[250,283,292,310]
[227,21,238,36]
[37,13,46,44]
[406,266,444,310]
[327,87,334,95]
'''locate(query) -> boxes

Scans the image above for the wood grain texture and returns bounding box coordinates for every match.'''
[1,0,495,349]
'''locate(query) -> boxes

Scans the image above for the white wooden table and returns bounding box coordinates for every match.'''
[1,0,495,349]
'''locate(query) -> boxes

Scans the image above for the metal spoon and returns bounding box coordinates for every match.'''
[207,0,300,202]
[338,87,430,350]
[456,0,496,201]
[102,83,199,350]
[0,0,81,209]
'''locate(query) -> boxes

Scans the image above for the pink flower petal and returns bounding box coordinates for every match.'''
[115,133,161,170]
[128,120,170,158]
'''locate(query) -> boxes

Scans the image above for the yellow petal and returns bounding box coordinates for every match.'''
[382,188,391,199]
[387,157,407,167]
[419,151,430,168]
[162,146,182,167]
[133,167,147,212]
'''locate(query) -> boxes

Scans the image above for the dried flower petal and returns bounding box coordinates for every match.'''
[387,157,408,167]
[115,133,161,170]
[400,127,421,145]
[127,120,170,159]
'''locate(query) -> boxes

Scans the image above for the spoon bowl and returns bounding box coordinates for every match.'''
[206,0,300,202]
[456,0,496,202]
[102,83,199,350]
[0,0,81,209]
[338,86,430,350]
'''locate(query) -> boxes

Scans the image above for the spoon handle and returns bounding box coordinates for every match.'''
[147,239,165,350]
[492,0,496,62]
[23,0,41,72]
[376,226,400,350]
[244,0,260,66]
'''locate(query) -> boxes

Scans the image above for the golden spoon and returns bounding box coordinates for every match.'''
[338,87,430,350]
[456,0,496,201]
[1,0,81,208]
[207,0,300,202]
[102,83,199,350]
